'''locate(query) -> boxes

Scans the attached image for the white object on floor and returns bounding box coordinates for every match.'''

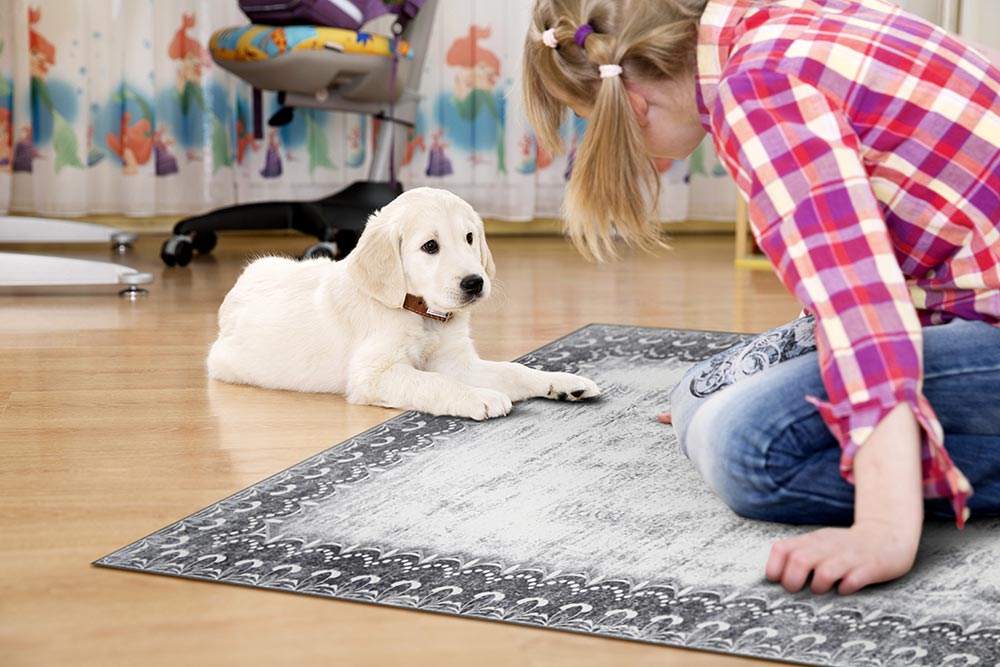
[0,215,136,247]
[0,252,153,289]
[0,216,153,296]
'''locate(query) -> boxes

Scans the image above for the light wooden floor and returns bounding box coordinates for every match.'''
[0,232,800,667]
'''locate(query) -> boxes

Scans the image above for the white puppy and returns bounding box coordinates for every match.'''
[207,187,600,419]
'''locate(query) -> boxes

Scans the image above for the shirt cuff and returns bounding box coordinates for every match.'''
[805,389,973,528]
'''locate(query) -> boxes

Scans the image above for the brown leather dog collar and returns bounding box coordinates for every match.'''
[402,293,453,322]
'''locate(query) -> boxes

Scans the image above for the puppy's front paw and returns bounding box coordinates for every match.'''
[454,388,513,420]
[544,373,600,401]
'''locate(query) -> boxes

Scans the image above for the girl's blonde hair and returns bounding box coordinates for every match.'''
[523,0,707,260]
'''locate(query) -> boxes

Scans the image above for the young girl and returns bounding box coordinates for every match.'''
[522,0,1000,596]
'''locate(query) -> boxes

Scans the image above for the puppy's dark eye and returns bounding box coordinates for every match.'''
[421,240,439,254]
[466,232,473,245]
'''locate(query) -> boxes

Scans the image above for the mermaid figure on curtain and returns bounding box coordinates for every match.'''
[445,26,505,173]
[105,112,149,174]
[260,128,283,178]
[425,128,452,177]
[402,128,425,168]
[235,98,260,166]
[515,133,552,175]
[235,119,259,165]
[26,6,82,173]
[104,84,158,175]
[169,13,211,116]
[13,126,38,172]
[169,12,230,171]
[153,126,179,175]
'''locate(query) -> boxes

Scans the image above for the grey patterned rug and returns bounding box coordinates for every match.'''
[95,325,1000,666]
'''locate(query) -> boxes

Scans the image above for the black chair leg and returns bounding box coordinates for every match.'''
[161,180,404,267]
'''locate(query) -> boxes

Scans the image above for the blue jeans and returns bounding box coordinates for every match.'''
[669,317,1000,525]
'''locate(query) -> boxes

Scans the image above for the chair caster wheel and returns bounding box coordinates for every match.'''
[192,230,218,254]
[161,235,194,267]
[301,242,339,261]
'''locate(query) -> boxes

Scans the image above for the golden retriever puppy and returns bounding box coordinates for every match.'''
[207,187,600,419]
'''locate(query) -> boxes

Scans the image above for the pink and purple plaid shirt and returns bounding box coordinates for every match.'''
[696,0,1000,527]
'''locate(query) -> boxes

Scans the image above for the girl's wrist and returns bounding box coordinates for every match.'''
[852,403,924,532]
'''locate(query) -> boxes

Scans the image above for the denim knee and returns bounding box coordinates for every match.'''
[680,380,786,521]
[676,355,856,525]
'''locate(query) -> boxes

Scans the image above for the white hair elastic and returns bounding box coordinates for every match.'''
[541,28,558,49]
[599,64,623,78]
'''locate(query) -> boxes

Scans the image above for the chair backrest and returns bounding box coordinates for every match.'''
[333,0,437,105]
[239,0,421,32]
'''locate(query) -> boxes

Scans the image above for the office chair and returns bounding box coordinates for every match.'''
[160,0,438,266]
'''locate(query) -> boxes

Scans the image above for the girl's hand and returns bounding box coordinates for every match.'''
[765,518,920,594]
[767,402,924,595]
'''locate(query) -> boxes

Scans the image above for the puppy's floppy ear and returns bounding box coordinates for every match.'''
[477,217,496,281]
[347,213,406,308]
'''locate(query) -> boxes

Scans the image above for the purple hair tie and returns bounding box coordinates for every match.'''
[574,24,594,48]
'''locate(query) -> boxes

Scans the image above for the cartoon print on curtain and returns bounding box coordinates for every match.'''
[104,84,155,175]
[0,0,725,224]
[514,133,552,176]
[304,109,335,173]
[255,92,337,178]
[24,7,82,173]
[345,117,366,168]
[165,12,230,173]
[88,9,220,180]
[434,26,505,175]
[401,124,425,170]
[234,95,260,166]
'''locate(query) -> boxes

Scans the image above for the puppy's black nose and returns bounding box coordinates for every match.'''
[460,274,484,296]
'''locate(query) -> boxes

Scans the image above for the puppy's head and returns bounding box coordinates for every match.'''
[347,187,495,313]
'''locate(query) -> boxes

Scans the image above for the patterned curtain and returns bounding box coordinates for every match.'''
[0,0,740,223]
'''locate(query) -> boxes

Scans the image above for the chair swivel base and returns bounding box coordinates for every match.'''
[160,180,404,267]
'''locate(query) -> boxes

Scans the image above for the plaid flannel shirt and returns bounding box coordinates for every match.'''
[696,0,1000,527]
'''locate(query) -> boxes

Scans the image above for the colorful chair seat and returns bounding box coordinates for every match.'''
[210,24,410,62]
[208,24,412,99]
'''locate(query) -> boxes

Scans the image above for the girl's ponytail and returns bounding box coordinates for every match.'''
[567,30,660,260]
[522,0,708,261]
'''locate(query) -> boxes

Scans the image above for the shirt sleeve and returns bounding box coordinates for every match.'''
[710,67,972,527]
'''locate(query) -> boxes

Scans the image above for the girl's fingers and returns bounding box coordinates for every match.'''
[767,532,822,583]
[765,540,791,581]
[781,547,823,593]
[810,557,851,595]
[838,564,877,596]
[656,413,672,424]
